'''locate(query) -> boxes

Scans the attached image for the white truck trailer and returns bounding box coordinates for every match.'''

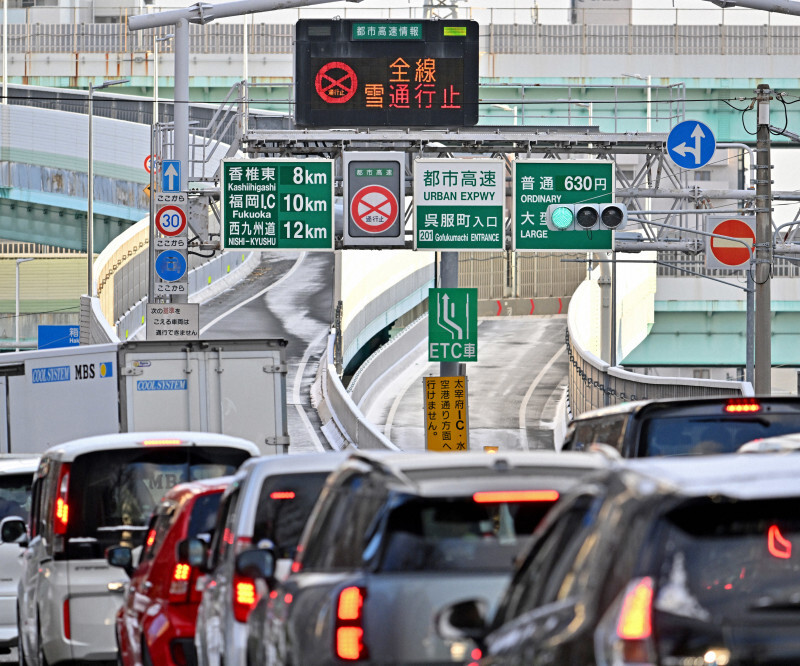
[0,339,289,455]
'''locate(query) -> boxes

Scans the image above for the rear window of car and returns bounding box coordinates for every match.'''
[0,472,33,522]
[642,414,800,456]
[252,471,330,558]
[656,497,800,621]
[64,447,249,559]
[375,495,556,573]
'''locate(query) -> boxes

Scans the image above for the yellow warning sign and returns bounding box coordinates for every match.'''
[144,184,151,198]
[424,376,469,452]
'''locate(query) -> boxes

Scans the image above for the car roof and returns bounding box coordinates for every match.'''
[351,450,609,496]
[238,451,350,477]
[41,431,260,461]
[0,454,40,475]
[571,395,800,423]
[622,452,800,501]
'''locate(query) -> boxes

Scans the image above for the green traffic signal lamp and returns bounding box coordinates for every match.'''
[550,205,574,230]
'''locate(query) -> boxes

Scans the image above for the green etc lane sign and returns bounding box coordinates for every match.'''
[513,159,615,251]
[428,287,478,363]
[221,159,334,250]
[414,158,505,251]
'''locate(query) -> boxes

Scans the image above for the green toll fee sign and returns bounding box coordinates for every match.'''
[221,159,334,250]
[414,158,505,251]
[513,160,614,251]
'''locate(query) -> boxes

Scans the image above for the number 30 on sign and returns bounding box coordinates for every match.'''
[156,205,187,237]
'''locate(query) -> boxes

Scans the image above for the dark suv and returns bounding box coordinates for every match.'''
[438,453,800,665]
[247,450,608,666]
[562,396,800,456]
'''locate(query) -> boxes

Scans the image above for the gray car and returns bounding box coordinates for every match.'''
[248,450,608,666]
[194,452,348,666]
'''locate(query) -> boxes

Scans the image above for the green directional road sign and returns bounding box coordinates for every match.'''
[414,159,505,251]
[513,159,614,251]
[428,287,478,363]
[221,158,334,251]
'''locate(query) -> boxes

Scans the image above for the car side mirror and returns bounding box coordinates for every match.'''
[435,599,489,644]
[177,537,208,571]
[106,546,134,578]
[235,548,276,585]
[0,516,27,546]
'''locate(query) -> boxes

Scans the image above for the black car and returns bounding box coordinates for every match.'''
[562,396,800,456]
[246,450,608,666]
[438,453,800,665]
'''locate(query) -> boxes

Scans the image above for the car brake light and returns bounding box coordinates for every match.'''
[335,587,368,661]
[725,398,761,413]
[63,598,70,640]
[472,490,559,503]
[270,491,296,500]
[145,529,156,548]
[54,464,71,540]
[595,577,656,666]
[617,577,653,640]
[768,524,792,559]
[232,573,259,623]
[141,439,184,446]
[169,563,193,603]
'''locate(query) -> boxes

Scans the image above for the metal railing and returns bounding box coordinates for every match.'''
[4,22,800,56]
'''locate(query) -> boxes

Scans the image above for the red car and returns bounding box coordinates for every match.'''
[109,476,231,666]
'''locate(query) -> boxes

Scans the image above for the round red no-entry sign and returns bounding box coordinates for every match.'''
[156,205,187,237]
[350,185,399,233]
[315,61,358,104]
[709,218,755,268]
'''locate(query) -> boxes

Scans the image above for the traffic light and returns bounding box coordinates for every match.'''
[546,203,627,232]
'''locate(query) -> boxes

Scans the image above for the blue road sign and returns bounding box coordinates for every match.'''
[162,160,181,192]
[667,120,716,170]
[155,250,187,282]
[38,325,80,349]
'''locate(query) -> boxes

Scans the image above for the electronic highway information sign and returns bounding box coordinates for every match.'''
[221,159,334,251]
[294,19,479,128]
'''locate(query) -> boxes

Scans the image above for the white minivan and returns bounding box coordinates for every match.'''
[17,432,259,666]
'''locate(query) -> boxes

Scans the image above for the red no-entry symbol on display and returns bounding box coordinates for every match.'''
[350,185,399,233]
[709,218,755,269]
[156,205,187,237]
[315,61,358,104]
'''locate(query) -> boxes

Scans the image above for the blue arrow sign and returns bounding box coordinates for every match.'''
[162,160,181,192]
[155,250,187,282]
[667,120,716,170]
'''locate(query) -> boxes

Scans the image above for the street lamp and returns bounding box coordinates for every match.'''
[87,77,129,298]
[622,72,652,132]
[153,33,174,125]
[490,103,518,126]
[15,257,33,351]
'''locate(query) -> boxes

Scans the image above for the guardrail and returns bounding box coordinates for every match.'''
[565,281,753,419]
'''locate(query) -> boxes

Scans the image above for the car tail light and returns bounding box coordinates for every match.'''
[232,572,259,623]
[270,490,296,500]
[335,586,368,661]
[141,438,184,446]
[63,598,71,640]
[169,563,192,603]
[725,398,761,413]
[472,490,559,503]
[595,577,656,666]
[53,464,71,552]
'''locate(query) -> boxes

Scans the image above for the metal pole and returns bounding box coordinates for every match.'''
[15,260,19,351]
[148,123,156,306]
[755,83,772,394]
[87,83,94,298]
[439,252,460,378]
[746,266,755,385]
[610,250,617,367]
[174,18,189,192]
[153,36,158,125]
[3,0,7,105]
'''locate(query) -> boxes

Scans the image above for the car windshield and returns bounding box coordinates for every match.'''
[0,473,33,522]
[642,414,800,456]
[374,495,555,573]
[656,498,800,621]
[65,447,250,559]
[253,471,330,559]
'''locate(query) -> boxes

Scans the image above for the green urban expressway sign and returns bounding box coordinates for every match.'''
[221,159,334,251]
[414,159,505,251]
[513,159,614,251]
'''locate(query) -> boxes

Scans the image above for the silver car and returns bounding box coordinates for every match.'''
[249,450,608,666]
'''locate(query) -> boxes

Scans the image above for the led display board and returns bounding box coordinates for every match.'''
[294,19,479,128]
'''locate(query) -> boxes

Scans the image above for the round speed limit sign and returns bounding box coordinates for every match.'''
[156,205,187,236]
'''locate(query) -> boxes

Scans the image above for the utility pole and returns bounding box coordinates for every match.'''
[755,83,772,394]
